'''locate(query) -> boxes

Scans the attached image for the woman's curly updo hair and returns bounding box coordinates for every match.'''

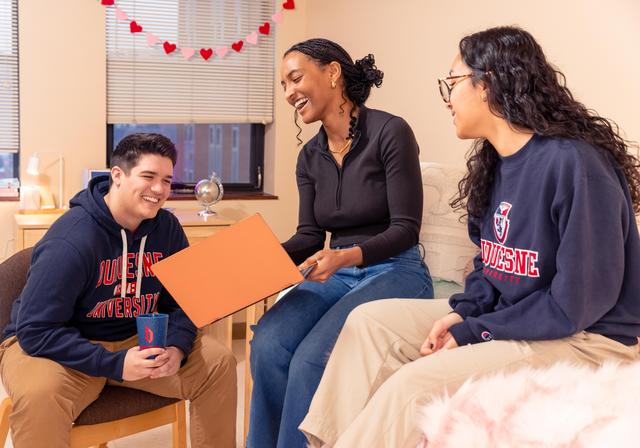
[450,26,640,218]
[285,38,384,144]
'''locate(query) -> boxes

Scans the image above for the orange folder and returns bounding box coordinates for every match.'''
[151,213,303,328]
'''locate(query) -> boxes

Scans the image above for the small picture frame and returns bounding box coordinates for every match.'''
[83,169,111,187]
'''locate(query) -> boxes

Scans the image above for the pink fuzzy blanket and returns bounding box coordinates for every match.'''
[417,362,640,447]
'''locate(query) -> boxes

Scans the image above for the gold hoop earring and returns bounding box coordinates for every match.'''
[331,80,336,89]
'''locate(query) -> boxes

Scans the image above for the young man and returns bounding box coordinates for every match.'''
[0,133,237,447]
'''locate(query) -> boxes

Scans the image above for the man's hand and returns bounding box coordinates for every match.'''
[420,312,463,356]
[122,346,166,381]
[299,247,363,282]
[149,346,184,379]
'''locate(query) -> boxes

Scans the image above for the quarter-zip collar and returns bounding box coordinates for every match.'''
[313,107,367,209]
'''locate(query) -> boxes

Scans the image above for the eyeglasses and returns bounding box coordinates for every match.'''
[437,74,473,103]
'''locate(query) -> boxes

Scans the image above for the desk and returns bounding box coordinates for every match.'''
[14,210,236,348]
[14,212,65,250]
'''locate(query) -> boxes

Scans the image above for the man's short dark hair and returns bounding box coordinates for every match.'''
[110,133,178,175]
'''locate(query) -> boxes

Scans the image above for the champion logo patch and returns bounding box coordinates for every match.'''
[493,201,513,244]
[481,331,493,341]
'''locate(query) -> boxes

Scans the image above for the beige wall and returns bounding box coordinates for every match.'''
[2,0,639,260]
[306,0,640,164]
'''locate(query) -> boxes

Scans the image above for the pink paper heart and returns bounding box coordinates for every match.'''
[246,32,258,45]
[181,48,195,60]
[146,33,159,46]
[271,11,283,23]
[115,8,128,21]
[216,46,229,58]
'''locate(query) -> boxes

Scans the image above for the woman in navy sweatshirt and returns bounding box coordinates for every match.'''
[246,39,433,448]
[298,26,640,448]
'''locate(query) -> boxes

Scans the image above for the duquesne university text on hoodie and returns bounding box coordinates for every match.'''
[3,177,196,381]
[448,134,640,346]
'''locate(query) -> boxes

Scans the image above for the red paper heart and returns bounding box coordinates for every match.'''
[282,0,295,10]
[259,22,270,35]
[163,41,177,54]
[101,0,115,5]
[200,48,213,61]
[129,21,143,33]
[232,40,244,52]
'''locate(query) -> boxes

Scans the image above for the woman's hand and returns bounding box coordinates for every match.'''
[420,312,463,356]
[299,247,363,282]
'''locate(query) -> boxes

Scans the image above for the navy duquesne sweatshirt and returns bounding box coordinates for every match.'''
[4,177,196,381]
[449,135,640,346]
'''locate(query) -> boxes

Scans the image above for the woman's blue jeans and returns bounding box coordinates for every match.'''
[246,245,433,448]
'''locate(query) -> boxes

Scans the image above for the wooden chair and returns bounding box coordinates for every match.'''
[0,248,187,448]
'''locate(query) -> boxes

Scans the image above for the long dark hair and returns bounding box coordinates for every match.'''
[285,38,384,144]
[450,26,640,218]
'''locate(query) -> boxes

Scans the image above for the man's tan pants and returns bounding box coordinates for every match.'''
[299,299,640,448]
[0,332,237,448]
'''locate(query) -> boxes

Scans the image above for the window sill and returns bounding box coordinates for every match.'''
[0,197,19,202]
[168,191,278,201]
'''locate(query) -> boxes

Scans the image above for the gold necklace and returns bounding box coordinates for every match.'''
[328,138,353,155]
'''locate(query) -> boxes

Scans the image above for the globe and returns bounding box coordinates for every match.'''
[194,173,224,216]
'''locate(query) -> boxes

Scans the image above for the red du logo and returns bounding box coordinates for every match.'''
[145,326,154,344]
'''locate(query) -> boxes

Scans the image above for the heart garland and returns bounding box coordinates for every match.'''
[163,41,177,54]
[102,0,295,61]
[231,40,244,52]
[200,48,214,61]
[129,21,143,33]
[246,32,258,45]
[259,22,270,35]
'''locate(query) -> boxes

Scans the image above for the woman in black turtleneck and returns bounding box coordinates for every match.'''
[246,38,433,448]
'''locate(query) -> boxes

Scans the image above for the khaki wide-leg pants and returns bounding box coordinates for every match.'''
[0,332,237,448]
[300,299,639,448]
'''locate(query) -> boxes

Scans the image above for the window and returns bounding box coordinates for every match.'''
[0,0,19,182]
[209,125,223,176]
[0,152,16,178]
[108,123,264,189]
[105,0,273,192]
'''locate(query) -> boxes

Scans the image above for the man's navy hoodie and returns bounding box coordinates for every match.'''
[3,177,196,381]
[449,135,640,346]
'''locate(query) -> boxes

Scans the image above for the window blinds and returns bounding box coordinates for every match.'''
[0,0,19,153]
[106,0,275,124]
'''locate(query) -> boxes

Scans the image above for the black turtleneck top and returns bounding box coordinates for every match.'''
[282,106,423,266]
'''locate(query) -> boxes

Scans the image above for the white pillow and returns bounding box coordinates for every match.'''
[420,162,478,285]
